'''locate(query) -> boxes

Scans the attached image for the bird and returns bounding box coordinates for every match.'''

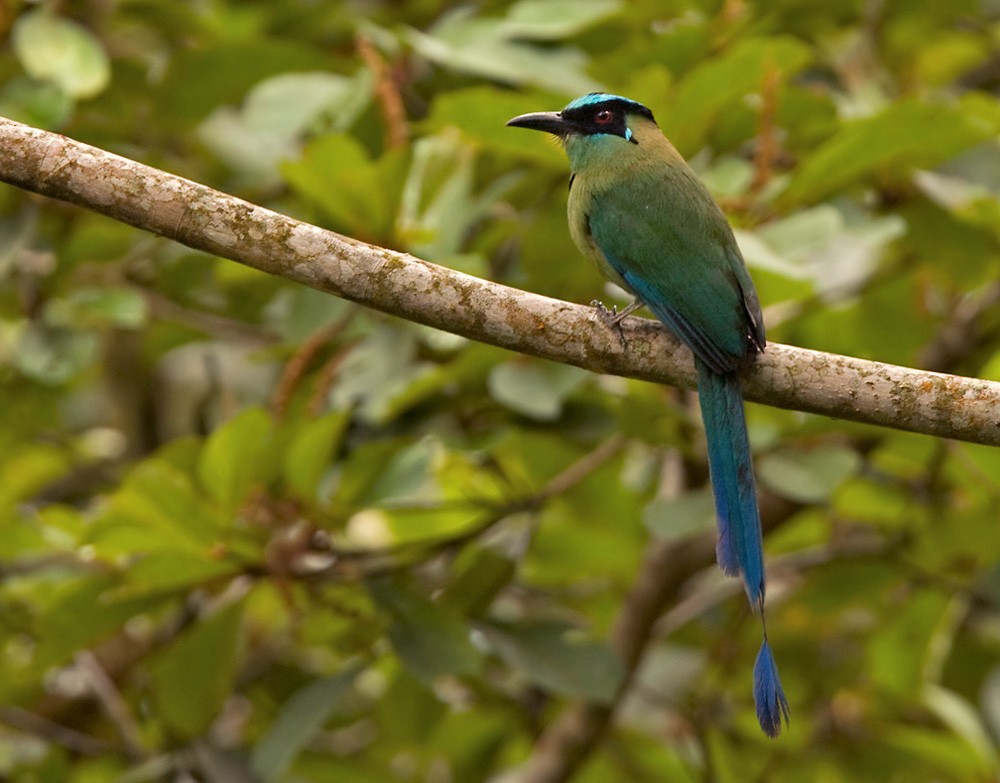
[507,93,790,737]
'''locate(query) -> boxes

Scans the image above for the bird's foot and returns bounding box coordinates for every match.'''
[591,300,626,344]
[592,298,642,326]
[591,299,642,345]
[591,299,616,323]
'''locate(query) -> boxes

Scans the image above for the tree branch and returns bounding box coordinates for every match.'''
[1,117,998,445]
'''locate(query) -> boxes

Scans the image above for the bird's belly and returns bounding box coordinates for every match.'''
[567,196,633,295]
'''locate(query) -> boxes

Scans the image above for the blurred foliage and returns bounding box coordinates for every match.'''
[2,0,1000,781]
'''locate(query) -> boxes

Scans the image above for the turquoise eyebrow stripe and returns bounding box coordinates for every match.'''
[563,92,640,111]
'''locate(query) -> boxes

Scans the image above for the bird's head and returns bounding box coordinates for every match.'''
[507,93,658,172]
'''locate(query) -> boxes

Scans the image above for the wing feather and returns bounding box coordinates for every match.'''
[587,166,763,372]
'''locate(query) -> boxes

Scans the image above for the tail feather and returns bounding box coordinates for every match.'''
[754,638,791,738]
[696,358,789,736]
[695,359,765,603]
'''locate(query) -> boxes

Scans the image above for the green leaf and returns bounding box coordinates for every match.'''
[198,70,373,184]
[399,132,522,261]
[363,435,440,507]
[275,286,355,344]
[157,39,329,125]
[782,98,998,204]
[922,684,998,771]
[14,323,97,385]
[197,407,277,511]
[252,662,364,782]
[868,591,949,696]
[406,7,602,94]
[757,445,861,504]
[488,359,588,420]
[370,346,488,424]
[94,459,224,556]
[46,287,148,329]
[441,546,518,617]
[0,75,73,126]
[747,204,906,295]
[148,598,245,737]
[13,10,111,99]
[282,135,406,239]
[375,669,448,746]
[664,37,812,154]
[243,72,370,139]
[883,724,993,778]
[833,476,911,527]
[283,410,351,501]
[0,443,71,510]
[479,619,624,703]
[500,0,622,40]
[62,214,138,266]
[643,487,716,539]
[375,505,484,548]
[34,576,163,670]
[323,326,422,424]
[107,550,239,601]
[368,579,480,682]
[426,86,566,167]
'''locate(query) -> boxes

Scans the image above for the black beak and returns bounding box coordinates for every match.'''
[506,111,568,136]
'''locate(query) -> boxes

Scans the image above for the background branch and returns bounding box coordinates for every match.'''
[503,489,802,783]
[0,117,997,446]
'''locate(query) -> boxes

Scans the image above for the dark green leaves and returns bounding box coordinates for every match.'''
[283,135,407,239]
[758,446,861,504]
[251,663,364,781]
[782,98,1000,205]
[664,37,812,154]
[368,579,481,682]
[148,599,245,737]
[488,359,588,420]
[480,619,624,703]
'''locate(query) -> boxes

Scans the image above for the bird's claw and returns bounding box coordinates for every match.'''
[590,299,632,346]
[590,299,621,325]
[592,297,643,330]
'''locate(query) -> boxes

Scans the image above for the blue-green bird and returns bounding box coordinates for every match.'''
[508,93,789,737]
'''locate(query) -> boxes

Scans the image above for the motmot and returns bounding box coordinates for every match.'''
[507,93,789,737]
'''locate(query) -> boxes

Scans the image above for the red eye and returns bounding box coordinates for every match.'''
[594,109,614,124]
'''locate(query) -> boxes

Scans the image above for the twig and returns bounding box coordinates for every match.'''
[0,706,111,756]
[0,552,98,577]
[355,34,409,149]
[30,599,200,729]
[0,117,998,446]
[307,343,356,416]
[720,0,747,25]
[748,62,782,197]
[531,434,626,504]
[75,650,148,761]
[270,319,343,418]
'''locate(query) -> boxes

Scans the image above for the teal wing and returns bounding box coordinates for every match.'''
[587,168,764,373]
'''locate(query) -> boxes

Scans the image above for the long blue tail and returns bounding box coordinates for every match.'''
[695,358,789,737]
[695,360,764,602]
